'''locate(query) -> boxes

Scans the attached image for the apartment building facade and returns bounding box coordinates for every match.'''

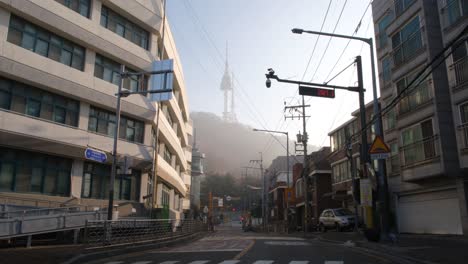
[372,0,467,234]
[0,0,192,220]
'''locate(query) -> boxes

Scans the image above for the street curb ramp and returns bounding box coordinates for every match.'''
[61,232,206,264]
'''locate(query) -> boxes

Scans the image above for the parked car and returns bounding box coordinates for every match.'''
[318,208,356,232]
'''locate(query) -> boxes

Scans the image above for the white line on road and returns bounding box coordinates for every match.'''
[218,261,240,264]
[252,261,274,264]
[159,261,179,264]
[188,261,210,264]
[324,261,344,264]
[289,261,309,264]
[152,249,243,253]
[264,241,311,246]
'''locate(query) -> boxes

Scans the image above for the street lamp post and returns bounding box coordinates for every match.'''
[107,66,173,221]
[253,129,290,226]
[292,28,389,235]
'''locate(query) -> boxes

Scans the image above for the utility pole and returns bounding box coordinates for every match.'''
[250,153,265,230]
[345,130,359,232]
[284,100,310,233]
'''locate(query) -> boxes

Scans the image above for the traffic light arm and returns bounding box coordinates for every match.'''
[265,72,361,92]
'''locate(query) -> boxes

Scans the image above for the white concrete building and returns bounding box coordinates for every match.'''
[0,0,192,219]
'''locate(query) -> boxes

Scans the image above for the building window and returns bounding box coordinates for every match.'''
[161,184,170,206]
[387,142,400,175]
[94,54,147,91]
[55,0,91,18]
[0,77,79,126]
[381,56,392,85]
[88,106,144,143]
[7,15,85,71]
[459,102,468,148]
[163,145,172,164]
[386,109,396,130]
[396,71,432,115]
[100,6,149,50]
[392,16,423,66]
[443,0,468,28]
[332,160,354,184]
[378,13,392,48]
[0,147,71,196]
[82,162,140,201]
[451,40,468,87]
[395,0,415,16]
[401,120,437,166]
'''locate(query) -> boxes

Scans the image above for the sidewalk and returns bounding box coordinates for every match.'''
[316,231,468,264]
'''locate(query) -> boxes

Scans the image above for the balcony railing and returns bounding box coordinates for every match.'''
[458,123,468,149]
[441,0,468,29]
[393,29,423,66]
[398,80,432,116]
[450,56,468,88]
[401,135,439,167]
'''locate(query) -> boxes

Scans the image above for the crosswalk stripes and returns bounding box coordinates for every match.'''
[324,262,344,264]
[252,261,274,264]
[218,261,240,264]
[289,262,309,264]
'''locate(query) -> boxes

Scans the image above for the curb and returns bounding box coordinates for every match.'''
[61,232,206,264]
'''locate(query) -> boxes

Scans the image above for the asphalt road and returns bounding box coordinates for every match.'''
[86,222,400,264]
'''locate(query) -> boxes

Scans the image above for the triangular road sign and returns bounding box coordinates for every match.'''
[369,136,391,154]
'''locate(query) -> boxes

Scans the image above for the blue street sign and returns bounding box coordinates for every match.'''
[85,148,107,163]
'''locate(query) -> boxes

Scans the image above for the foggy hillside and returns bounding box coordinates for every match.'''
[191,112,318,176]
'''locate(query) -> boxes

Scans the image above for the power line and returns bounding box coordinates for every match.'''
[262,0,334,153]
[309,0,349,82]
[351,25,468,143]
[322,1,372,83]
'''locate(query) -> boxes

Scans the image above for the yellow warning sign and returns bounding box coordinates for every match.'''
[369,136,390,154]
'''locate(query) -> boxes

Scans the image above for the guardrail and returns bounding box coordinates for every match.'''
[84,219,206,248]
[0,194,101,211]
[0,206,87,219]
[0,211,105,239]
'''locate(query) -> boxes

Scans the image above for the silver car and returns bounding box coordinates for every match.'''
[318,208,356,232]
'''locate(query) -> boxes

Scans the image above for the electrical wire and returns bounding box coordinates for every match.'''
[350,25,468,143]
[309,0,349,82]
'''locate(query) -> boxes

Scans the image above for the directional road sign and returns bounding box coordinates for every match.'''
[84,148,107,163]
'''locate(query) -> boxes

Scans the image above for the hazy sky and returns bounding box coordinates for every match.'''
[167,0,376,153]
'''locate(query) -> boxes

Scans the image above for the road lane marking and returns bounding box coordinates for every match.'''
[188,261,209,264]
[152,249,243,253]
[252,261,274,264]
[233,240,255,260]
[219,261,240,264]
[264,241,311,246]
[289,261,309,264]
[324,261,344,264]
[159,262,179,264]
